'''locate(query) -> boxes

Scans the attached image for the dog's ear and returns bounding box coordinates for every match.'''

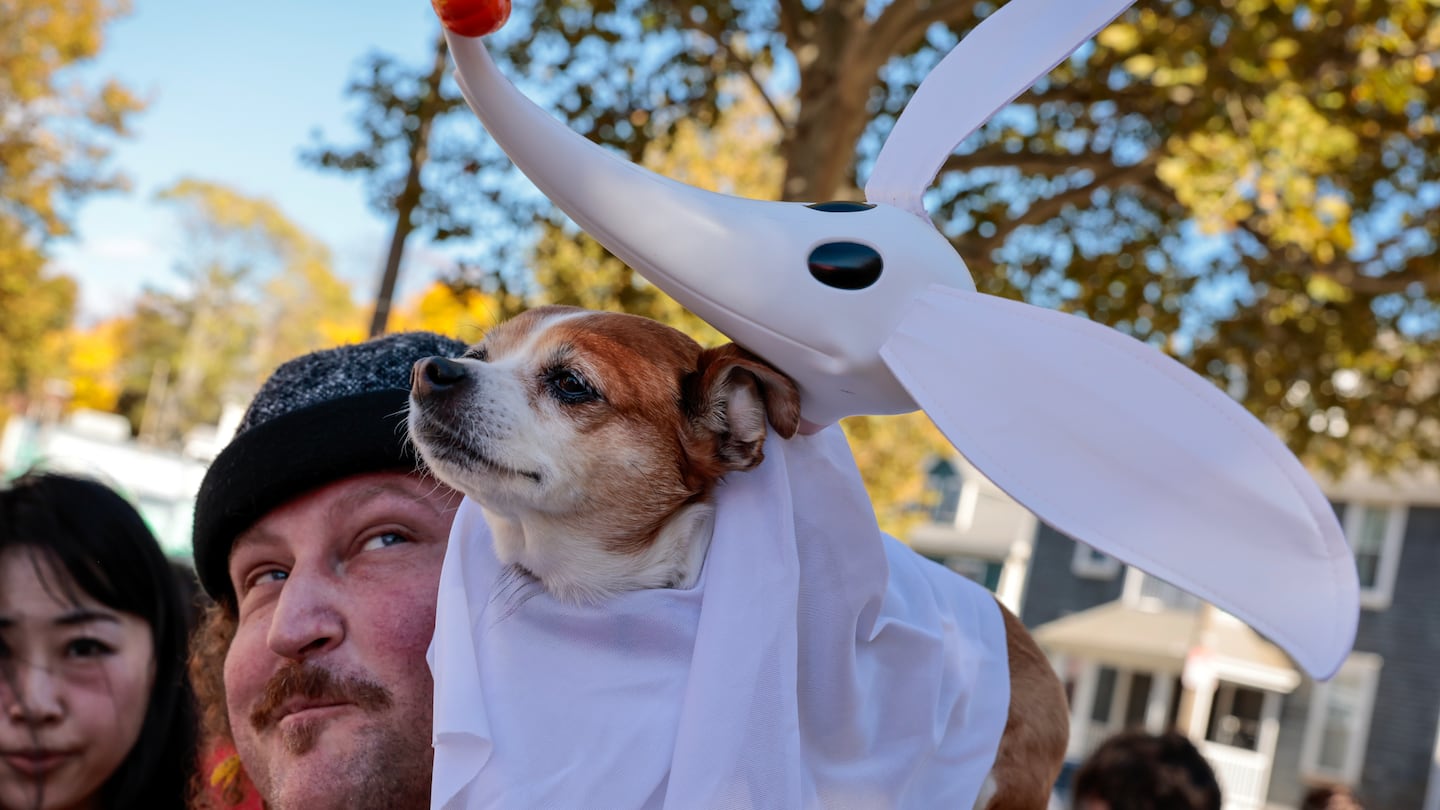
[686,344,801,472]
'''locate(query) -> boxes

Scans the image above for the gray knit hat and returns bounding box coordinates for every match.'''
[193,331,468,607]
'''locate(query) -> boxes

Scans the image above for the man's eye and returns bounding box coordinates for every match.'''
[65,638,115,659]
[244,568,288,593]
[361,532,408,552]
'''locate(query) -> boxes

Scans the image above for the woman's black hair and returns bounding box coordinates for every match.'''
[0,471,199,810]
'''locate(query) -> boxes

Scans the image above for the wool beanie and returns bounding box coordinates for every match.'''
[192,331,469,607]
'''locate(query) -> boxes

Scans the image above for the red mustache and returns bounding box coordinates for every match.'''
[249,663,393,731]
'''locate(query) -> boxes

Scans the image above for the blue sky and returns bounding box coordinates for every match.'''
[53,0,453,321]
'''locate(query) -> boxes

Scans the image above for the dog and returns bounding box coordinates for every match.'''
[407,304,801,604]
[407,304,1067,809]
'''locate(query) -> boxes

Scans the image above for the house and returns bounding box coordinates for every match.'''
[910,455,1440,810]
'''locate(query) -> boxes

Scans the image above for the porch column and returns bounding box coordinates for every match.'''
[1067,661,1100,760]
[1175,672,1217,741]
[995,512,1038,615]
[1175,604,1220,741]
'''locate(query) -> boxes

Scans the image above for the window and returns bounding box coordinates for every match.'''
[1068,665,1178,759]
[1300,653,1382,786]
[925,458,962,524]
[942,555,1004,591]
[1343,503,1406,610]
[1072,542,1121,579]
[1206,682,1266,751]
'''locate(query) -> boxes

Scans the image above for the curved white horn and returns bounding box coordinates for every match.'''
[865,0,1136,216]
[446,31,978,426]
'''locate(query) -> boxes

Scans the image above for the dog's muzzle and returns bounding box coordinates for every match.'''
[412,356,470,399]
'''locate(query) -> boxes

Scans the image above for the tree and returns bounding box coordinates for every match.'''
[390,278,526,343]
[304,32,484,337]
[117,179,361,444]
[63,318,127,413]
[444,0,1439,475]
[0,0,143,405]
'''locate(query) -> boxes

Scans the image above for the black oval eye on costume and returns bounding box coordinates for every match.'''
[808,242,883,290]
[806,201,876,212]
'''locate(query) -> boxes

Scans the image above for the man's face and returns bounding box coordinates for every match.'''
[223,471,459,810]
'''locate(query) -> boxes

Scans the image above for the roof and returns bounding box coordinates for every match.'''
[1033,601,1301,693]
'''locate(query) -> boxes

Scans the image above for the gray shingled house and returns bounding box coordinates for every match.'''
[908,455,1440,810]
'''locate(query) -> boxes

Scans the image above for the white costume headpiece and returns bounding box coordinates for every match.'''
[428,1,1361,806]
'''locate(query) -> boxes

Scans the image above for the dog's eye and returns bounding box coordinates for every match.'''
[463,345,488,361]
[546,369,598,404]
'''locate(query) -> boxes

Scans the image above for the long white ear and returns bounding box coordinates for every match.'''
[879,285,1360,679]
[865,0,1136,217]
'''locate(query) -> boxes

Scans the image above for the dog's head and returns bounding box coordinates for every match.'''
[407,306,800,551]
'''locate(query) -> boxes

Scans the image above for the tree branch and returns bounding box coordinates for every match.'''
[971,159,1156,254]
[940,148,1116,177]
[676,9,790,133]
[1312,257,1440,296]
[867,0,982,75]
[776,0,806,46]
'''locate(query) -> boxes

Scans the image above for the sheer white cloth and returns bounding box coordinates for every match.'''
[428,425,1011,809]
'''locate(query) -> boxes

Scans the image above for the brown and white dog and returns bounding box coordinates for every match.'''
[407,305,801,604]
[406,304,1067,809]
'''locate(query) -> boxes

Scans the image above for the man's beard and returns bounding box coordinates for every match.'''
[241,661,432,809]
[259,720,434,810]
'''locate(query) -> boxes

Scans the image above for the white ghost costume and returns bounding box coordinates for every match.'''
[428,425,1012,809]
[425,0,1364,804]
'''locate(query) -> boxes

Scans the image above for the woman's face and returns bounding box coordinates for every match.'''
[0,548,155,810]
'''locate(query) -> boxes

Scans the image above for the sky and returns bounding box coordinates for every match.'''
[52,0,456,322]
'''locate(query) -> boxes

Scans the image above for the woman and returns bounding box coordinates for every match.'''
[0,472,197,809]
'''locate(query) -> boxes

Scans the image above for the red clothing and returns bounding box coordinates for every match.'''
[199,741,264,810]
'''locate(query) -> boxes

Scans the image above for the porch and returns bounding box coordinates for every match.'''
[1036,595,1300,810]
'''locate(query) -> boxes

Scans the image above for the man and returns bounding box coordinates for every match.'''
[1072,730,1223,810]
[188,331,468,810]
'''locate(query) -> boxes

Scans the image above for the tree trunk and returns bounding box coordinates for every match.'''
[369,33,451,337]
[779,1,875,203]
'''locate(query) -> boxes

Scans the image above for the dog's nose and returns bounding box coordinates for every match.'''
[412,356,468,397]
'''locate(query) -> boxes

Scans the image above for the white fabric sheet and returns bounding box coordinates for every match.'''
[428,425,1011,809]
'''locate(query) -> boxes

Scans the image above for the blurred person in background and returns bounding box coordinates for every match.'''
[1072,729,1222,810]
[0,472,198,810]
[1301,784,1364,810]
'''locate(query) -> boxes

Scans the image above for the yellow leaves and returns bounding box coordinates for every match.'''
[1096,23,1141,55]
[1122,54,1157,80]
[1416,55,1436,85]
[1157,131,1254,234]
[61,318,125,412]
[0,0,140,256]
[1305,275,1352,304]
[391,282,507,343]
[1159,87,1359,258]
[1264,36,1301,77]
